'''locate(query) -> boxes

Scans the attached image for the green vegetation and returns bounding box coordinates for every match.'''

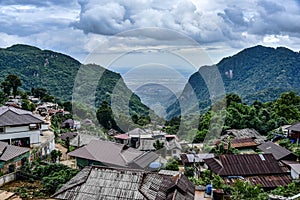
[21,161,79,195]
[167,45,300,119]
[0,44,151,120]
[1,74,22,97]
[189,92,300,142]
[190,170,300,199]
[165,157,179,171]
[153,139,164,150]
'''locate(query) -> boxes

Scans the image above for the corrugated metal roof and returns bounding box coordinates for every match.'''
[223,174,292,188]
[230,138,258,148]
[205,154,283,176]
[181,153,215,163]
[258,141,297,161]
[52,166,195,200]
[0,106,43,126]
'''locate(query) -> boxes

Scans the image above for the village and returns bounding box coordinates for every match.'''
[0,93,299,200]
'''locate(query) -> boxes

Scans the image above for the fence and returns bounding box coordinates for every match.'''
[0,171,17,187]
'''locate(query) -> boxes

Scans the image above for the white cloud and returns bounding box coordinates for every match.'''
[1,0,300,64]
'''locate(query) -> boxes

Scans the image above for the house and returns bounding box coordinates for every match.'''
[258,141,297,161]
[223,128,267,144]
[0,141,30,173]
[181,153,215,167]
[69,133,100,148]
[61,119,74,129]
[204,154,292,189]
[289,164,300,179]
[0,106,44,148]
[165,138,182,158]
[59,132,78,142]
[287,122,300,143]
[127,128,151,148]
[52,165,195,200]
[114,133,129,144]
[226,138,259,150]
[68,140,159,170]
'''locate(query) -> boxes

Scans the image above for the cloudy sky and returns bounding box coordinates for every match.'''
[1,0,300,67]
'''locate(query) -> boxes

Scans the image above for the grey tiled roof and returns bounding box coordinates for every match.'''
[0,141,29,161]
[258,141,297,161]
[68,140,158,170]
[0,106,43,126]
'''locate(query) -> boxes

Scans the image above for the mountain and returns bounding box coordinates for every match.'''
[134,83,178,118]
[0,44,150,116]
[166,45,300,119]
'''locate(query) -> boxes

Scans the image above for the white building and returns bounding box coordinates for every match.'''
[290,164,300,179]
[0,106,43,148]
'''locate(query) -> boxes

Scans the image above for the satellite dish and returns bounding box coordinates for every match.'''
[149,162,162,170]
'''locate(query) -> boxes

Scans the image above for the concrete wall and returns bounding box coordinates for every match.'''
[0,172,17,187]
[6,126,29,133]
[291,168,299,179]
[0,130,40,146]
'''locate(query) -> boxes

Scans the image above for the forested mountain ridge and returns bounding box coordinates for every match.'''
[166,45,300,119]
[0,44,150,116]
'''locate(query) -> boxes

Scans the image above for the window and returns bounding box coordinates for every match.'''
[29,124,38,130]
[0,127,4,133]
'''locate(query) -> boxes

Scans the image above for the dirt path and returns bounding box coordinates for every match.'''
[55,143,68,161]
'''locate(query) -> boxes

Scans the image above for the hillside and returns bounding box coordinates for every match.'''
[0,44,150,116]
[166,45,300,119]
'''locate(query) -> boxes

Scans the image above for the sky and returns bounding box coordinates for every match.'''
[1,0,300,94]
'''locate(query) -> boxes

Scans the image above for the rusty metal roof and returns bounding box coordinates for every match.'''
[205,154,283,176]
[223,174,292,188]
[230,138,259,149]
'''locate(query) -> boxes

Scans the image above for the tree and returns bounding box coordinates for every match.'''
[4,75,22,98]
[51,150,59,163]
[65,137,70,153]
[184,166,194,177]
[1,81,11,96]
[96,101,119,131]
[57,150,62,162]
[153,140,164,150]
[165,157,179,171]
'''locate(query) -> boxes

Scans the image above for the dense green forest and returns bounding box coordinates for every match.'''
[167,45,300,119]
[164,91,300,143]
[0,44,150,117]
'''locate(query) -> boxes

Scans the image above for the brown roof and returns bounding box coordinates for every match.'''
[52,166,195,200]
[68,140,158,170]
[0,106,43,126]
[114,133,129,140]
[258,141,297,161]
[223,174,292,188]
[0,141,29,161]
[229,138,258,149]
[205,154,283,176]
